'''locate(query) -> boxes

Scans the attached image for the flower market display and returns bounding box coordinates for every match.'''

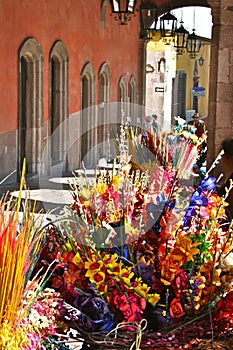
[1,117,233,349]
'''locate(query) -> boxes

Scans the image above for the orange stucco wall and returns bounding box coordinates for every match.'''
[0,0,140,133]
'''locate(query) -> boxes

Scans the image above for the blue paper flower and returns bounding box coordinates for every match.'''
[197,177,216,193]
[182,178,215,228]
[111,245,130,265]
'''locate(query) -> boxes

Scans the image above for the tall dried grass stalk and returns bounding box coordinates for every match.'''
[0,159,43,325]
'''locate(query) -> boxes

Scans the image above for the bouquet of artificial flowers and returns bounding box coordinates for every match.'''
[34,118,233,349]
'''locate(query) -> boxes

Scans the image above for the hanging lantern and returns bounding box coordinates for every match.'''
[110,0,137,25]
[186,8,201,58]
[174,22,189,54]
[160,11,177,41]
[186,31,202,58]
[140,0,158,38]
[199,56,205,66]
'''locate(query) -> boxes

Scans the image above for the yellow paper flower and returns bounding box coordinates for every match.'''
[134,282,151,298]
[200,263,221,286]
[103,253,119,269]
[93,182,107,195]
[80,187,91,200]
[88,271,106,285]
[85,257,103,276]
[107,259,123,276]
[111,175,122,189]
[109,260,134,285]
[124,221,139,238]
[192,274,206,290]
[176,236,200,261]
[72,251,83,265]
[147,293,160,306]
[119,267,134,285]
[108,209,123,223]
[161,261,175,285]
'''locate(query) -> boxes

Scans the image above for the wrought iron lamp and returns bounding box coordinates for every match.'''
[174,10,189,54]
[140,0,158,39]
[186,9,201,58]
[198,56,205,66]
[160,11,177,43]
[174,22,189,54]
[186,31,201,58]
[110,0,137,25]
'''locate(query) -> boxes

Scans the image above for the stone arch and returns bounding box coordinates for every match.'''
[98,62,111,158]
[118,75,128,121]
[129,74,138,119]
[98,62,111,105]
[80,62,96,166]
[129,75,137,103]
[118,75,128,101]
[158,1,210,15]
[50,40,69,60]
[158,1,227,166]
[18,37,44,177]
[49,40,69,172]
[138,1,223,166]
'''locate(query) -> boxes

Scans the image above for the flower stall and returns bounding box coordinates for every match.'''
[1,117,233,349]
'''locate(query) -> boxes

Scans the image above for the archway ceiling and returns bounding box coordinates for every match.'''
[145,0,219,14]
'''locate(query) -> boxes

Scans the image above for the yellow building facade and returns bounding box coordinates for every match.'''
[146,34,211,128]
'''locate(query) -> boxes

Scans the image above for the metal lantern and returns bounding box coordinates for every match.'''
[160,11,177,39]
[199,56,205,66]
[186,31,202,58]
[174,23,189,54]
[140,0,158,36]
[110,0,137,25]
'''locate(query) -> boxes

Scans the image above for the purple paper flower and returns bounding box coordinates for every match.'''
[73,292,115,333]
[133,262,155,286]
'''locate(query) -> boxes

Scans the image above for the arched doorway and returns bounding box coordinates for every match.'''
[98,62,111,159]
[80,62,96,167]
[49,40,69,173]
[129,74,138,120]
[18,38,44,178]
[118,75,128,121]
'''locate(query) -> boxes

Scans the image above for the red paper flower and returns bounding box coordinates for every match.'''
[214,292,233,331]
[170,298,185,319]
[109,289,144,324]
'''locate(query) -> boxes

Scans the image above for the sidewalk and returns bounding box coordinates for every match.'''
[0,175,72,213]
[0,169,97,213]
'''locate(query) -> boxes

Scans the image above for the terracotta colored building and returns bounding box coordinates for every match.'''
[0,0,141,182]
[0,0,233,183]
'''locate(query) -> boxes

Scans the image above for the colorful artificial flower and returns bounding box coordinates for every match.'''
[109,288,145,325]
[169,298,185,319]
[29,117,233,345]
[175,235,200,262]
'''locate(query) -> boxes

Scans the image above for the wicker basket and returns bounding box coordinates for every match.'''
[59,316,233,350]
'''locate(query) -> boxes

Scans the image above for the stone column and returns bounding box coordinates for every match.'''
[138,38,148,109]
[207,1,233,171]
